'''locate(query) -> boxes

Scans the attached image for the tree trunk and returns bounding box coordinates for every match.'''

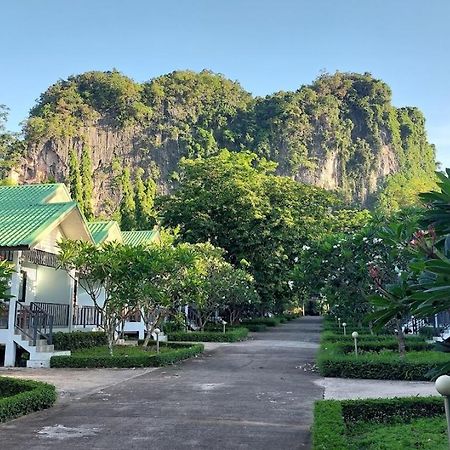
[396,318,406,357]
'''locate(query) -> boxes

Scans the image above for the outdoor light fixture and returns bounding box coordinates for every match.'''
[222,320,227,334]
[154,328,161,353]
[338,318,341,328]
[342,322,347,335]
[435,375,450,447]
[352,331,359,356]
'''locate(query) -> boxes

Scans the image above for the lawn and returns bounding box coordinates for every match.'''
[347,417,447,450]
[312,397,447,450]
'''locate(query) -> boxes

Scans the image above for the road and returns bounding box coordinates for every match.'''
[0,317,323,450]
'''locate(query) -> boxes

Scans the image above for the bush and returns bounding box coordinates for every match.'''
[168,327,248,342]
[313,396,445,450]
[244,324,267,332]
[53,331,107,350]
[419,326,438,339]
[321,331,425,344]
[0,377,57,422]
[317,342,448,380]
[241,317,280,327]
[50,343,204,368]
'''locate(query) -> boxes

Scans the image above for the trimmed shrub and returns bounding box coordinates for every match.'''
[168,327,248,342]
[53,331,107,350]
[50,343,204,368]
[241,317,280,327]
[0,377,56,422]
[341,396,444,424]
[244,324,267,332]
[317,342,448,380]
[321,331,425,344]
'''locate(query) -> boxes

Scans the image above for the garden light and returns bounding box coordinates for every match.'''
[222,320,227,334]
[342,322,347,335]
[338,318,341,328]
[154,328,161,353]
[352,331,358,356]
[435,375,450,448]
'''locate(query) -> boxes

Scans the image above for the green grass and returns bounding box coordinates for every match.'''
[347,417,447,450]
[313,397,447,450]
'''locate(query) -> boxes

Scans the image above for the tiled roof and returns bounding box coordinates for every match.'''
[0,202,77,248]
[121,229,159,246]
[0,184,67,207]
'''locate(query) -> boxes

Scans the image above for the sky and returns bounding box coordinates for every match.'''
[1,0,449,167]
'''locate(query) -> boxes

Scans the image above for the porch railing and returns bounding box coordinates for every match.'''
[73,306,104,327]
[31,302,70,328]
[15,302,53,345]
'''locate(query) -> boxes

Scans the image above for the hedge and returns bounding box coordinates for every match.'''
[320,331,425,344]
[244,324,267,332]
[317,342,447,380]
[53,331,107,350]
[0,377,57,422]
[241,317,280,327]
[50,343,204,368]
[312,397,445,450]
[168,327,249,342]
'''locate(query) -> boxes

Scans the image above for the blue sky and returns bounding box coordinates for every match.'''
[2,0,449,167]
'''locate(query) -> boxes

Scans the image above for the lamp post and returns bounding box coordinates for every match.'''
[154,328,161,354]
[222,320,227,334]
[338,318,341,328]
[342,322,347,336]
[352,331,359,356]
[436,375,450,448]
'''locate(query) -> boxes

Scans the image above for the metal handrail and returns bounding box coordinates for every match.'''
[15,302,53,345]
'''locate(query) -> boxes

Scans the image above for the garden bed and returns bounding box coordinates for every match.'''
[168,327,249,342]
[0,377,57,422]
[317,340,446,380]
[50,342,204,368]
[312,397,446,449]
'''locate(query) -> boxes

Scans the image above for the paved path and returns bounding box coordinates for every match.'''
[316,377,436,400]
[0,317,323,450]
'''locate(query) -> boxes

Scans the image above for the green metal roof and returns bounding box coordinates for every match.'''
[121,229,158,246]
[0,184,67,207]
[0,202,77,248]
[88,221,118,244]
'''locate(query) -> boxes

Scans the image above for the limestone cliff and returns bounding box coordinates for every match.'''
[21,70,436,213]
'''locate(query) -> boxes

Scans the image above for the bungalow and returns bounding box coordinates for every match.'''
[0,183,159,367]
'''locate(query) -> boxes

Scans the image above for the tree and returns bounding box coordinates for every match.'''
[0,105,24,183]
[160,149,352,312]
[80,145,94,219]
[68,150,83,212]
[119,166,136,230]
[134,168,156,230]
[58,240,139,354]
[0,259,14,310]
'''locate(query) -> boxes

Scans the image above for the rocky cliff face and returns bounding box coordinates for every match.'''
[20,70,435,213]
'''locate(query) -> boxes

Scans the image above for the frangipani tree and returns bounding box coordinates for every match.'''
[58,240,140,355]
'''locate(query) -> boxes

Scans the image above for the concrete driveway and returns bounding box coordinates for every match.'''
[0,317,323,450]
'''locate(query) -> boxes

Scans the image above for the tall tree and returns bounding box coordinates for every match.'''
[119,166,136,230]
[80,145,94,219]
[160,150,340,312]
[68,150,84,213]
[134,168,156,230]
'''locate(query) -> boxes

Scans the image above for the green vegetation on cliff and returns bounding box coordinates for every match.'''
[24,69,436,209]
